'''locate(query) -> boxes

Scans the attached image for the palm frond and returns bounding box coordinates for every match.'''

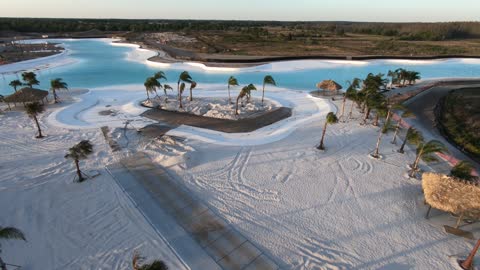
[263,75,276,86]
[451,161,476,181]
[65,140,93,161]
[326,112,338,124]
[25,102,45,117]
[153,71,167,81]
[179,71,192,83]
[0,227,26,241]
[423,140,448,155]
[228,76,239,86]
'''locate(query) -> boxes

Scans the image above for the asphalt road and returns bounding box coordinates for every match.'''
[403,81,480,171]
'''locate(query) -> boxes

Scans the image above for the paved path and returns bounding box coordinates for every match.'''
[403,82,480,172]
[142,107,292,133]
[107,152,279,270]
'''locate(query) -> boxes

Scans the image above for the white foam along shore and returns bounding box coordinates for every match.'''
[43,83,335,146]
[4,38,480,76]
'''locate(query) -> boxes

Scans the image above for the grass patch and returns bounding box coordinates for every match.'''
[439,88,480,158]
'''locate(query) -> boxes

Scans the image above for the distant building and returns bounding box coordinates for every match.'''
[42,35,49,38]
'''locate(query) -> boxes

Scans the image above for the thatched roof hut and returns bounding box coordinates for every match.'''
[3,87,49,104]
[316,80,343,92]
[422,172,480,218]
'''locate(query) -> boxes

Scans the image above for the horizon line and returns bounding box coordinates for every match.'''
[1,16,479,24]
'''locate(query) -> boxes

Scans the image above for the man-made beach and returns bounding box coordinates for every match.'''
[1,39,479,269]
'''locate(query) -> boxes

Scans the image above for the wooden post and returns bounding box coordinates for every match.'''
[459,239,480,270]
[425,205,432,219]
[455,212,464,229]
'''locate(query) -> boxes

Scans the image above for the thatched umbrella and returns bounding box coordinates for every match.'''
[316,80,343,96]
[422,173,480,227]
[3,87,49,107]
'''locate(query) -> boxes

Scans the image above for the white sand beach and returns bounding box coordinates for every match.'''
[0,39,478,270]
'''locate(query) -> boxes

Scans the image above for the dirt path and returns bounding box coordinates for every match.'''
[141,107,292,133]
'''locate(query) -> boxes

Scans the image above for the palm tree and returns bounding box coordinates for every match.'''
[162,84,173,103]
[345,79,361,119]
[21,71,39,88]
[317,112,338,151]
[65,140,93,182]
[371,95,389,127]
[133,251,168,270]
[189,81,197,101]
[177,71,192,100]
[235,84,256,115]
[387,70,397,89]
[144,77,160,101]
[395,68,407,86]
[342,78,361,121]
[450,161,476,181]
[409,140,448,178]
[50,78,68,103]
[362,92,383,125]
[398,127,423,154]
[391,109,413,144]
[227,76,239,104]
[262,75,276,105]
[0,226,26,270]
[359,73,387,124]
[153,71,167,81]
[406,71,421,85]
[372,111,395,159]
[25,102,45,138]
[8,80,22,93]
[153,71,167,99]
[179,82,186,109]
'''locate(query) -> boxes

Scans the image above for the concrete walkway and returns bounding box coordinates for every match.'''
[107,152,279,270]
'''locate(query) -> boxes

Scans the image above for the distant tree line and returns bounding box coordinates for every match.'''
[1,18,479,41]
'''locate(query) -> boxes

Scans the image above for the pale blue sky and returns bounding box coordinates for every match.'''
[1,0,479,22]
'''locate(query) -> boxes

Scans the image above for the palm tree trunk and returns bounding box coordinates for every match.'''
[261,85,265,105]
[373,113,379,126]
[145,89,150,101]
[189,88,193,101]
[33,115,43,138]
[318,122,328,150]
[410,148,424,177]
[53,88,58,103]
[362,107,371,125]
[360,102,366,113]
[398,137,408,153]
[179,92,183,109]
[228,85,231,104]
[235,96,241,115]
[340,96,346,121]
[177,81,180,99]
[75,159,84,182]
[349,100,354,119]
[392,121,401,144]
[0,256,7,270]
[373,130,383,158]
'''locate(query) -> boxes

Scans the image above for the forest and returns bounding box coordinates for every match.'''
[1,18,480,41]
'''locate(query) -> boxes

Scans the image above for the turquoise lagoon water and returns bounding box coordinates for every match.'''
[1,39,480,95]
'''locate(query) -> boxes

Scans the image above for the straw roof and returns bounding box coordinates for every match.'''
[316,80,343,91]
[422,172,480,218]
[3,87,48,103]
